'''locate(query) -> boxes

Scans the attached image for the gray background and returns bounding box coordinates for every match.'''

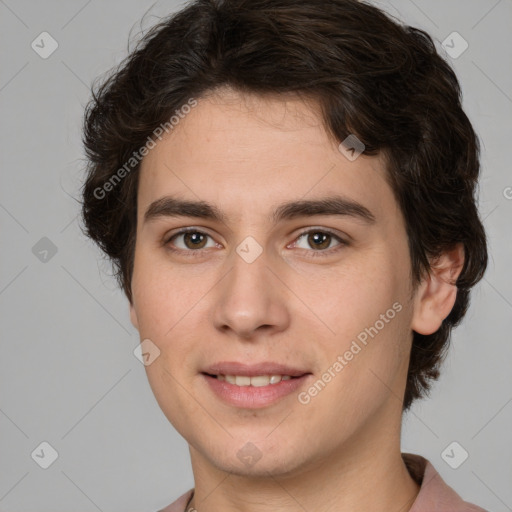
[0,0,511,510]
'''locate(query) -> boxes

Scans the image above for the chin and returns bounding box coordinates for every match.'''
[215,450,306,478]
[194,433,313,478]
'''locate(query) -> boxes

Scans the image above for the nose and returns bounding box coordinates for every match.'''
[211,245,291,340]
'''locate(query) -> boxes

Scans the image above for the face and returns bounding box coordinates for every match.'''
[129,87,420,478]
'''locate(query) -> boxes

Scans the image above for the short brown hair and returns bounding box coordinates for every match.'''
[80,0,488,410]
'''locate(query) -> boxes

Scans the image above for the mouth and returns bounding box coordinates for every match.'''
[202,373,301,386]
[200,362,312,408]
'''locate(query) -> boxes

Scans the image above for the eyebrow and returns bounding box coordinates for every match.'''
[143,195,376,225]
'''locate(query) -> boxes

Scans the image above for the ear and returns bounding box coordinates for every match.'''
[129,302,139,331]
[411,243,465,335]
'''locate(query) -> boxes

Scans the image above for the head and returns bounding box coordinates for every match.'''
[80,0,487,476]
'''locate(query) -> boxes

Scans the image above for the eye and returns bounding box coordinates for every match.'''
[291,229,347,256]
[164,227,348,258]
[165,228,217,254]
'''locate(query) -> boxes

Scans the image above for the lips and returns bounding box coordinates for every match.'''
[200,361,313,408]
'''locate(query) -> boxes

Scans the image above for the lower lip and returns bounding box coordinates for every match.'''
[202,374,311,408]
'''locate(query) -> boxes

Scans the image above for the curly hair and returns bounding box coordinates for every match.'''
[80,0,488,411]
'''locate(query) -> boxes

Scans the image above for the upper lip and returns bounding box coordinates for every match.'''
[202,361,310,377]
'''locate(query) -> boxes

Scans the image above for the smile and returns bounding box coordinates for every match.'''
[201,372,311,408]
[214,374,293,386]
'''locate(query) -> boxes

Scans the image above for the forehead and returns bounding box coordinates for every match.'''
[137,89,397,226]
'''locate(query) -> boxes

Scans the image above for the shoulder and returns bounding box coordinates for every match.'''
[156,488,194,512]
[403,453,488,512]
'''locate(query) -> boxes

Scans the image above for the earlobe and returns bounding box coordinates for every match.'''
[411,243,465,335]
[129,302,139,331]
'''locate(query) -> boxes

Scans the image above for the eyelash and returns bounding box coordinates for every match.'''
[163,227,348,258]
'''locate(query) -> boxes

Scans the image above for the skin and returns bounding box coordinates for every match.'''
[129,86,464,512]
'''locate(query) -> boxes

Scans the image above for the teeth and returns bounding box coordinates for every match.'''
[235,375,251,386]
[217,374,293,386]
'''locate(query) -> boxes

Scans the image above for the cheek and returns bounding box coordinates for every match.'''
[131,248,203,334]
[304,248,411,401]
[130,252,215,383]
[310,252,406,345]
[297,310,411,445]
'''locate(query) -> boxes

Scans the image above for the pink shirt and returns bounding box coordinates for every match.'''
[157,453,487,512]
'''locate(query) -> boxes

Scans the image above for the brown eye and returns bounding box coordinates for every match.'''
[166,229,216,253]
[292,228,348,258]
[182,232,208,249]
[307,232,332,250]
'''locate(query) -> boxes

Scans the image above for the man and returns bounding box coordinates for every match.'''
[80,0,488,510]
